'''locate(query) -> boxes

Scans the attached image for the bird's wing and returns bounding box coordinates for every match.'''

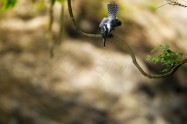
[107,3,118,19]
[99,17,109,27]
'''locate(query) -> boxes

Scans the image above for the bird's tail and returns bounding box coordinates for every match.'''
[107,3,118,19]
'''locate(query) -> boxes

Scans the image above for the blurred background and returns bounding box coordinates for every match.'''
[0,0,187,124]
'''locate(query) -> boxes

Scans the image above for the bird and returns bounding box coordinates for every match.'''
[99,2,122,47]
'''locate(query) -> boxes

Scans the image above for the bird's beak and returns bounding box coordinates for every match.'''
[103,38,106,47]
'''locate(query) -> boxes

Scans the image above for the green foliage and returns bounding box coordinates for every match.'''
[0,0,17,12]
[146,44,186,72]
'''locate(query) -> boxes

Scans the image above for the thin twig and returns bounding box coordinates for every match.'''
[67,0,187,78]
[158,0,187,9]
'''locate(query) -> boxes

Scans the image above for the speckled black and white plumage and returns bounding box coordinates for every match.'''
[107,3,118,19]
[99,3,121,47]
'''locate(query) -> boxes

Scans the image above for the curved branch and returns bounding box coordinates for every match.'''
[67,0,187,78]
[67,0,101,38]
[112,35,187,78]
